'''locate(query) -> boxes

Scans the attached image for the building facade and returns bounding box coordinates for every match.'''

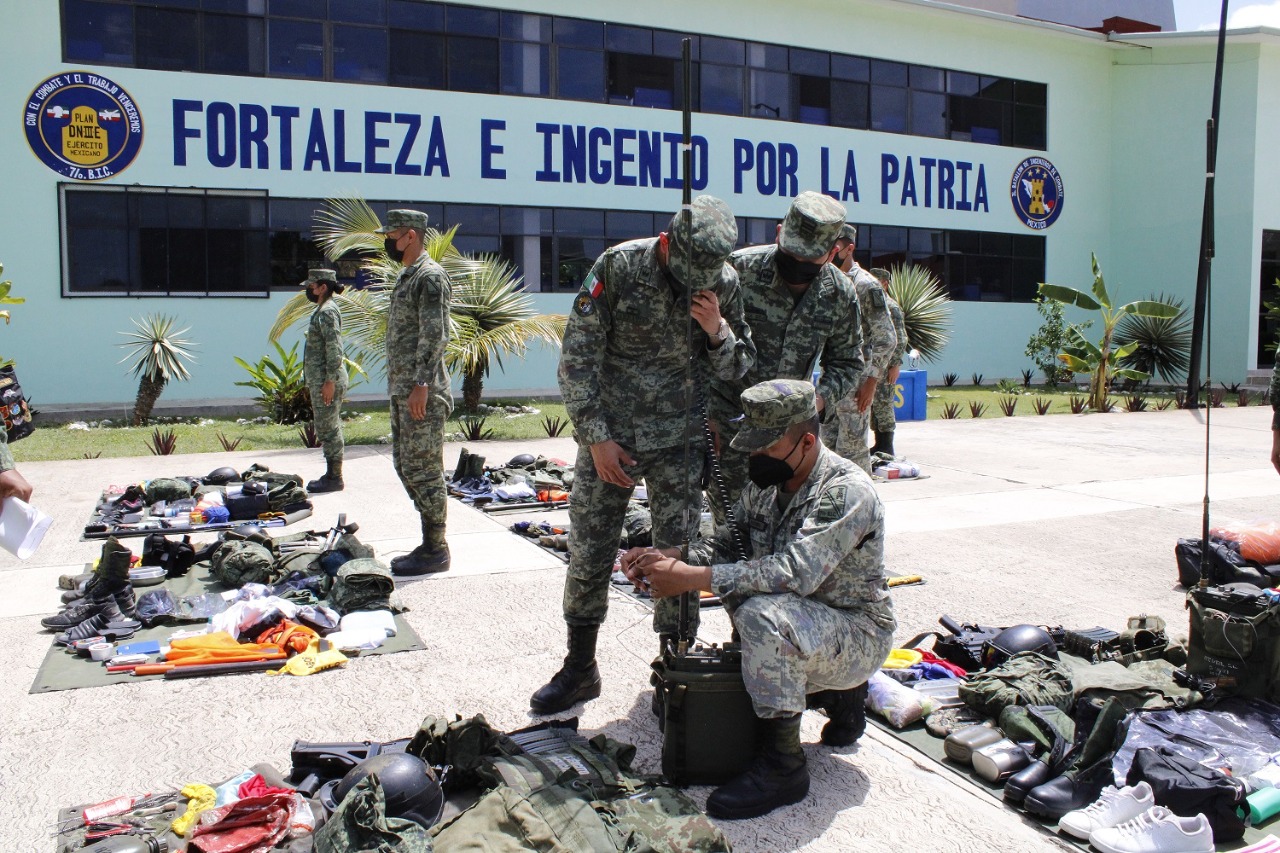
[2,0,1277,405]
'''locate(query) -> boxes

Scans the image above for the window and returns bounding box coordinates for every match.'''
[1259,230,1280,366]
[61,1,1048,149]
[62,186,270,296]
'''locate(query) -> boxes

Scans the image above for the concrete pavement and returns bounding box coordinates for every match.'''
[3,405,1278,852]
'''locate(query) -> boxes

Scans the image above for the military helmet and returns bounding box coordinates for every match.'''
[333,753,444,828]
[981,625,1059,669]
[204,466,240,486]
[508,453,536,467]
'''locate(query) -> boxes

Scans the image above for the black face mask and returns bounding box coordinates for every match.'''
[305,288,320,304]
[748,435,806,489]
[384,236,405,263]
[775,251,825,286]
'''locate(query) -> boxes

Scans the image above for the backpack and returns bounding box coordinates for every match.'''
[1186,583,1280,702]
[140,533,196,578]
[1127,745,1247,841]
[209,539,277,587]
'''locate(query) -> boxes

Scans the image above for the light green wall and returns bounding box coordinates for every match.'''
[1,1,1273,406]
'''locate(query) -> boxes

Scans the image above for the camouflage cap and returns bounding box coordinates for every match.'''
[730,379,819,452]
[778,192,846,260]
[375,209,428,233]
[299,269,337,285]
[870,267,891,283]
[666,195,738,292]
[839,223,858,244]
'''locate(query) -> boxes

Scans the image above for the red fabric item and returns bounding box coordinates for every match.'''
[537,489,568,503]
[187,794,292,853]
[237,773,294,801]
[917,650,968,677]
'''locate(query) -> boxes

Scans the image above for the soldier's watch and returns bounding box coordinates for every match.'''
[709,318,730,346]
[414,381,429,388]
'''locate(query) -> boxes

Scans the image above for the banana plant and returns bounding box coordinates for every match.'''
[1039,253,1178,411]
[0,262,26,368]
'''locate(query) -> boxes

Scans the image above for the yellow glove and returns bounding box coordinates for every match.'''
[171,782,217,837]
[882,648,924,669]
[267,642,348,677]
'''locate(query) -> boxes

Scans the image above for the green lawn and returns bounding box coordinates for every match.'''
[12,386,1261,462]
[12,401,572,462]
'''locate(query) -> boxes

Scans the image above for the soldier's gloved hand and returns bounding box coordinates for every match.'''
[322,379,335,406]
[855,376,878,413]
[591,440,636,488]
[690,291,722,336]
[408,385,428,421]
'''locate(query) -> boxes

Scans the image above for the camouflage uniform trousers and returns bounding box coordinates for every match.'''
[564,439,703,635]
[732,593,894,718]
[870,375,898,435]
[390,394,448,527]
[823,396,873,474]
[309,380,346,462]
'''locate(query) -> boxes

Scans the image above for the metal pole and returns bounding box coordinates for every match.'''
[677,38,694,653]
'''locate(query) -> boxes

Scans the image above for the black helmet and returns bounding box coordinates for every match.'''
[204,466,240,486]
[981,624,1058,669]
[508,453,536,467]
[332,753,444,828]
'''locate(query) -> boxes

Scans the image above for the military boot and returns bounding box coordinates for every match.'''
[530,624,602,714]
[451,448,472,483]
[307,458,344,493]
[391,521,450,576]
[466,452,486,480]
[811,682,869,746]
[44,538,132,629]
[706,713,809,820]
[876,431,895,457]
[1024,698,1127,820]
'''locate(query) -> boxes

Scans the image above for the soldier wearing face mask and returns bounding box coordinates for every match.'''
[621,379,895,820]
[531,195,755,716]
[707,192,865,525]
[300,268,347,493]
[826,224,899,473]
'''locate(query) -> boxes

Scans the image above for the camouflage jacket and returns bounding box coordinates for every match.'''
[886,294,909,370]
[1272,357,1280,430]
[0,427,11,472]
[558,238,755,452]
[845,262,898,382]
[303,299,345,389]
[690,444,895,628]
[385,254,452,409]
[710,245,864,428]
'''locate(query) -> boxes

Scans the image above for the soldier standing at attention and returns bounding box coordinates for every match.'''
[1270,352,1280,475]
[301,269,347,493]
[530,195,756,716]
[869,267,910,459]
[378,210,454,577]
[709,191,864,524]
[623,379,895,819]
[826,225,898,473]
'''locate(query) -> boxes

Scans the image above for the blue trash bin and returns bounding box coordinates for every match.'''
[894,370,927,421]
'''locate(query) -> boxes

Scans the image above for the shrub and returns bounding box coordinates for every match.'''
[1069,395,1087,414]
[998,396,1018,416]
[297,421,321,448]
[542,415,569,438]
[942,372,958,387]
[940,402,962,419]
[1033,397,1052,415]
[1238,390,1252,407]
[216,432,243,451]
[1124,395,1148,412]
[971,373,984,387]
[146,427,178,455]
[1021,368,1034,388]
[235,342,312,425]
[1154,398,1174,411]
[460,416,494,441]
[968,401,987,418]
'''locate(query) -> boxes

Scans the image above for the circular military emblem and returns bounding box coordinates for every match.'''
[23,71,143,181]
[1010,157,1063,230]
[574,292,595,316]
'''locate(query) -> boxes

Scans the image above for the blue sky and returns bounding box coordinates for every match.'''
[1173,0,1280,29]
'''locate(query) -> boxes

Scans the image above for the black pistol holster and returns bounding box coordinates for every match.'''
[652,641,760,785]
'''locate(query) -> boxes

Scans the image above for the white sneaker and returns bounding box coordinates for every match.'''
[1059,782,1156,840]
[1089,806,1215,853]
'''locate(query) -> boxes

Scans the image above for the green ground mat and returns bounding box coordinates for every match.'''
[870,716,1269,850]
[31,566,425,694]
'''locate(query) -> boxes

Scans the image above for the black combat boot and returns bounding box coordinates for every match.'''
[307,458,344,493]
[1024,698,1127,820]
[706,713,809,820]
[878,430,895,457]
[451,448,472,483]
[42,538,132,630]
[812,683,869,746]
[530,624,602,714]
[392,521,450,576]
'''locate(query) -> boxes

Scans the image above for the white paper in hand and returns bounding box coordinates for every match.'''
[0,496,53,559]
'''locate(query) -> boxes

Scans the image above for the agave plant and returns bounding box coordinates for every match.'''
[118,314,196,426]
[271,196,565,411]
[1113,293,1192,386]
[885,263,952,363]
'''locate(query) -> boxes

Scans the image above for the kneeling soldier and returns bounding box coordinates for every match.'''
[623,379,895,819]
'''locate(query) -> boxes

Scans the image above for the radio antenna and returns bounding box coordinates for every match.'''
[677,37,695,653]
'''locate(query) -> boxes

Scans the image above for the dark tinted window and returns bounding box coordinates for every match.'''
[333,25,388,83]
[389,0,443,30]
[447,35,498,93]
[871,85,907,133]
[558,47,604,101]
[390,30,446,88]
[701,63,743,116]
[331,0,383,24]
[501,41,549,95]
[269,19,323,76]
[554,17,602,48]
[271,0,325,18]
[447,4,498,35]
[831,80,869,129]
[204,14,265,75]
[136,8,199,70]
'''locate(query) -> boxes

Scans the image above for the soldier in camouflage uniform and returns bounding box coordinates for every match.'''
[1271,355,1280,475]
[868,267,910,458]
[0,421,32,503]
[531,195,756,716]
[824,225,898,473]
[379,210,454,576]
[301,269,348,493]
[708,191,864,525]
[623,379,895,819]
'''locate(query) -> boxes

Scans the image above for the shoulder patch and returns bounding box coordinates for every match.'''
[869,287,886,309]
[815,485,848,523]
[574,292,595,316]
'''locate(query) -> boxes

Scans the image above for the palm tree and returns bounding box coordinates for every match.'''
[884,263,953,363]
[270,197,565,410]
[118,314,196,425]
[1113,293,1192,387]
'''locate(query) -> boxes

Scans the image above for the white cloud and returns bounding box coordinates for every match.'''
[1227,1,1280,28]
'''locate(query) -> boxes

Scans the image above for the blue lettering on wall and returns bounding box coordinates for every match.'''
[239,103,268,169]
[480,118,505,179]
[173,99,202,166]
[394,114,421,176]
[881,154,899,205]
[364,111,392,175]
[272,106,298,171]
[423,116,449,176]
[303,109,329,172]
[207,101,236,168]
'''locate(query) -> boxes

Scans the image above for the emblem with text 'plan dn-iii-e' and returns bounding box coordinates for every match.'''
[24,71,143,181]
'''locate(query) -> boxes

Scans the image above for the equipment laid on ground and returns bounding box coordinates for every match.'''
[1185,582,1280,701]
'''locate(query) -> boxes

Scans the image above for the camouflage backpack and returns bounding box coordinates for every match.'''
[146,477,193,504]
[209,539,277,587]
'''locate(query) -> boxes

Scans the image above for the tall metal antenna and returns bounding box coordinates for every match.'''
[677,37,695,653]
